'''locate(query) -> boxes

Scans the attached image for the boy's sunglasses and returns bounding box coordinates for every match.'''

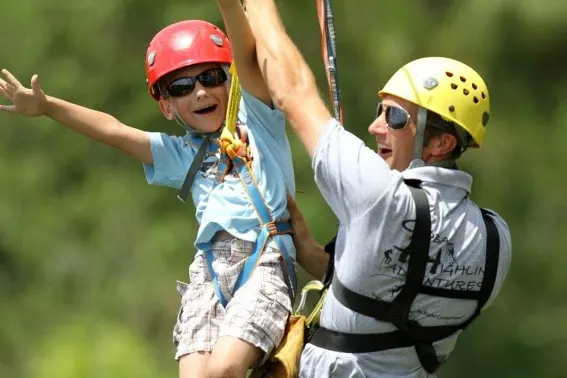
[376,102,411,130]
[166,68,227,98]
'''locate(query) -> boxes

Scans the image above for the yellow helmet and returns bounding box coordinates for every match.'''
[378,57,490,148]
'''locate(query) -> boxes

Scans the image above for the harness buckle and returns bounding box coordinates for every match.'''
[266,222,278,235]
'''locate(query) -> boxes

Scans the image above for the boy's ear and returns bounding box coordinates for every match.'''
[158,99,175,120]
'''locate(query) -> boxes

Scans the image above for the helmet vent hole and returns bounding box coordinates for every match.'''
[473,97,479,104]
[481,92,486,99]
[451,83,458,90]
[460,76,466,82]
[472,83,478,90]
[463,89,470,96]
[446,72,454,77]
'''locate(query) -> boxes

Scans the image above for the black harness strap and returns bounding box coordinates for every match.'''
[177,134,213,203]
[310,180,501,374]
[459,209,500,328]
[322,234,337,288]
[387,184,431,327]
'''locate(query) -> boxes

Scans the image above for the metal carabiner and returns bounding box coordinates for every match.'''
[294,280,325,315]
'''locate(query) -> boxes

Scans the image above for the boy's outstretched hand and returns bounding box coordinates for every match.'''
[0,69,48,117]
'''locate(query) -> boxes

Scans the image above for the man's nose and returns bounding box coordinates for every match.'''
[368,116,387,135]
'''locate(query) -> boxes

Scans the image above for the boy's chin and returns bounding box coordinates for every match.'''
[186,115,220,132]
[193,122,222,134]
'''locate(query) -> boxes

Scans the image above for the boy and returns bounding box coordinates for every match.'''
[0,4,296,378]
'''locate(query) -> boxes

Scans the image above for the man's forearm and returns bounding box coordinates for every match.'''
[294,235,329,280]
[244,0,306,104]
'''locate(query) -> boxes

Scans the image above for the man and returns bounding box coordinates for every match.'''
[244,0,512,377]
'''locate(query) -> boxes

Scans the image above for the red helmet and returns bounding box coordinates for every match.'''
[145,20,233,101]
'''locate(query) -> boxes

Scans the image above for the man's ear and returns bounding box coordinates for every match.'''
[434,133,457,156]
[158,99,175,120]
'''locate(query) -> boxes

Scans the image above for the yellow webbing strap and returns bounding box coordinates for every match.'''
[219,63,244,159]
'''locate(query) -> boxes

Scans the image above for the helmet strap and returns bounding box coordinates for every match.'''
[409,106,427,169]
[408,108,461,170]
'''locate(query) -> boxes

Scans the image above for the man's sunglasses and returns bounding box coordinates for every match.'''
[376,102,411,130]
[166,68,227,98]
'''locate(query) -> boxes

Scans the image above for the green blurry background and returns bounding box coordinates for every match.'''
[1,0,565,377]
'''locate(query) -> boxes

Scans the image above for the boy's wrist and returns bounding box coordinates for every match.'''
[42,95,57,118]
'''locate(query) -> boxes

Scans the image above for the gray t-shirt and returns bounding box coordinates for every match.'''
[299,120,512,378]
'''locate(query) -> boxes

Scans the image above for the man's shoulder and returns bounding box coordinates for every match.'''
[479,208,512,254]
[477,207,510,233]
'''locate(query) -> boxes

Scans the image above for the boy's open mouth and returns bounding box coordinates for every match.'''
[194,104,218,115]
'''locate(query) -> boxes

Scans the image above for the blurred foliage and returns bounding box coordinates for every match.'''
[1,0,566,377]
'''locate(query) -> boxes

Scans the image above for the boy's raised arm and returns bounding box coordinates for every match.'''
[215,0,272,105]
[0,69,152,164]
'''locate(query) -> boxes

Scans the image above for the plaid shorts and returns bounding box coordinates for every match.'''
[173,238,294,361]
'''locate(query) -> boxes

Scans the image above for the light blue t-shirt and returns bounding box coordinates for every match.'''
[143,89,296,258]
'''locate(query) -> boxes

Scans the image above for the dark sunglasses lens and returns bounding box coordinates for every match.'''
[198,68,227,88]
[167,69,227,97]
[386,106,409,130]
[168,77,196,97]
[376,102,383,118]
